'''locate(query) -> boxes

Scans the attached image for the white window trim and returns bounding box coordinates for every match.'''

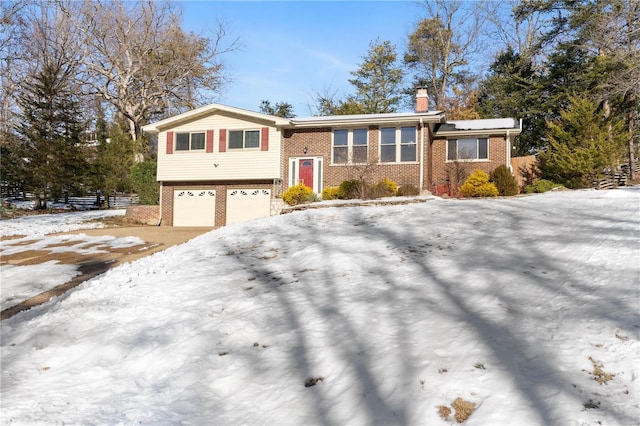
[378,126,418,164]
[175,131,206,151]
[289,157,323,194]
[331,128,368,166]
[228,129,261,150]
[445,137,490,162]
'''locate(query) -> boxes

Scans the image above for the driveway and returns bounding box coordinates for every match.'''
[1,226,213,320]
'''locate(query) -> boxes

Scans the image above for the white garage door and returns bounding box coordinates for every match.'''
[173,189,216,227]
[226,189,271,225]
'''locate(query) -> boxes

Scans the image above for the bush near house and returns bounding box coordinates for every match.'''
[130,160,159,205]
[459,170,499,197]
[321,186,341,200]
[490,165,519,196]
[282,183,314,206]
[397,185,420,196]
[338,180,361,200]
[525,179,562,193]
[370,178,398,198]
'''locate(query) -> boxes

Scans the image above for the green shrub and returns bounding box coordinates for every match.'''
[489,165,518,196]
[321,186,341,200]
[370,178,398,198]
[338,180,361,200]
[525,179,561,193]
[130,160,159,204]
[459,170,499,197]
[397,185,420,196]
[282,183,314,205]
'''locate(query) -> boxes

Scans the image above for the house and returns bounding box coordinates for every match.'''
[142,89,521,227]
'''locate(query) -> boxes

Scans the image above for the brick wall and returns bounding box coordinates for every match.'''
[160,181,273,226]
[283,126,430,193]
[429,135,508,194]
[124,205,160,225]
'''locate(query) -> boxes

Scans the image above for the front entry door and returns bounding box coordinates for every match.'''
[299,159,314,188]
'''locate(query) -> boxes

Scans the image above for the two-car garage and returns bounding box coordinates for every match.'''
[172,186,272,227]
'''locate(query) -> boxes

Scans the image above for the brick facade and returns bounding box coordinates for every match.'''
[429,135,510,195]
[160,180,274,226]
[283,125,431,193]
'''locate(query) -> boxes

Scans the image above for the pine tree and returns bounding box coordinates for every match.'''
[348,39,403,114]
[16,62,87,209]
[476,47,545,154]
[540,95,626,188]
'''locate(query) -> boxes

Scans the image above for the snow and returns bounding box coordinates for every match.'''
[449,118,518,130]
[1,188,639,425]
[0,209,125,237]
[1,233,145,310]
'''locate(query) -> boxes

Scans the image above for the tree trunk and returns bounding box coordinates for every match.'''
[629,93,637,181]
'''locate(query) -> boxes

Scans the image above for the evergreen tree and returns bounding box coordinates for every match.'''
[349,39,403,114]
[15,62,87,209]
[130,160,159,205]
[476,47,546,154]
[259,100,296,118]
[516,0,639,178]
[315,96,366,116]
[540,95,626,188]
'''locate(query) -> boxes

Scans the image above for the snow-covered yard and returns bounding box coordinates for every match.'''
[1,189,639,425]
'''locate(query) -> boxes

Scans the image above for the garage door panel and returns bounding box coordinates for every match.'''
[174,189,216,227]
[226,189,271,225]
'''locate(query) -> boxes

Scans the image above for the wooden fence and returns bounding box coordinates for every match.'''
[54,194,140,210]
[593,163,640,190]
[510,155,540,191]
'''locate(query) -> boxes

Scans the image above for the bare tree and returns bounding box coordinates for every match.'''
[405,0,490,110]
[485,0,550,61]
[59,0,238,157]
[0,0,28,138]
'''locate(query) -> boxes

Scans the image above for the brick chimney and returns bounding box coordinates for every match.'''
[416,87,429,113]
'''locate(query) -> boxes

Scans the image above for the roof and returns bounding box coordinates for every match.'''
[141,103,290,133]
[434,118,522,136]
[287,110,446,128]
[142,102,447,134]
[141,102,518,136]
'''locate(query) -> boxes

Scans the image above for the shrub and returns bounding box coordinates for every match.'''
[130,160,159,204]
[321,186,341,200]
[458,170,499,197]
[338,180,361,200]
[370,178,398,198]
[525,179,561,193]
[397,185,420,196]
[282,183,314,205]
[490,165,518,196]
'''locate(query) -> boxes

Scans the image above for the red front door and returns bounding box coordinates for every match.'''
[299,159,314,188]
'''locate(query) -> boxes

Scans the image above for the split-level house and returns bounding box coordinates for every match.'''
[142,89,521,227]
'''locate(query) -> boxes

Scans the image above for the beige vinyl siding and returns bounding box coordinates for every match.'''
[157,114,282,181]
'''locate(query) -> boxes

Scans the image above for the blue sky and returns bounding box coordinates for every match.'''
[181,1,428,116]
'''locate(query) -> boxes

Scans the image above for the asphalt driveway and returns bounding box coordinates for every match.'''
[1,225,212,320]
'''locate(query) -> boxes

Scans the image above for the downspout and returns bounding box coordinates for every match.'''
[419,117,424,193]
[506,130,512,172]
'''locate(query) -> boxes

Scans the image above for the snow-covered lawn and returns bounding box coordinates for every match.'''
[0,209,131,310]
[1,189,639,425]
[0,209,125,238]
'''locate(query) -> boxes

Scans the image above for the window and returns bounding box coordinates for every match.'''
[380,126,417,163]
[229,130,260,149]
[332,128,368,164]
[447,138,488,161]
[176,132,205,151]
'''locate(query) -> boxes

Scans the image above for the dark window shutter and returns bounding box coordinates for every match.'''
[219,129,227,152]
[261,127,269,151]
[166,132,174,155]
[206,130,214,153]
